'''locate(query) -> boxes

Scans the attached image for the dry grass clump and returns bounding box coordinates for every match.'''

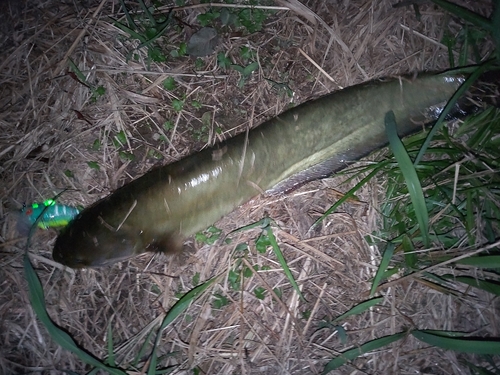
[0,0,498,374]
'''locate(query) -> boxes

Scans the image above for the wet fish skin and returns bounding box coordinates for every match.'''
[53,73,464,268]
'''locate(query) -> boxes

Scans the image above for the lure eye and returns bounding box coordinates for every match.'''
[25,208,33,216]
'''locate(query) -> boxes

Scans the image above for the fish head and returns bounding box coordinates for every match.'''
[51,197,148,268]
[52,219,141,268]
[52,207,182,268]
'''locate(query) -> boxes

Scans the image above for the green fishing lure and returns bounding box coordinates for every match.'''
[18,199,80,231]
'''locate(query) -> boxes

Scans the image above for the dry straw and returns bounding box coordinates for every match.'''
[0,0,498,374]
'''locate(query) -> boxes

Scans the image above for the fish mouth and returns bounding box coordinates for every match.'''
[53,247,136,268]
[53,227,141,268]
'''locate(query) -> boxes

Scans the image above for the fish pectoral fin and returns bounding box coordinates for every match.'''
[145,232,184,255]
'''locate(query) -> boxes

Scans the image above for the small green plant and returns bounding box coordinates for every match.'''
[194,58,205,70]
[217,52,232,70]
[212,293,230,309]
[230,218,305,300]
[163,77,177,91]
[265,77,294,97]
[239,45,254,62]
[147,148,162,159]
[197,10,221,27]
[197,2,274,34]
[228,268,241,291]
[191,100,202,109]
[225,256,260,292]
[91,139,101,151]
[169,41,187,57]
[191,111,215,142]
[301,310,311,320]
[273,287,282,299]
[163,120,174,131]
[67,59,106,101]
[147,277,218,372]
[113,0,173,66]
[118,151,135,161]
[113,130,127,148]
[195,225,222,245]
[108,130,136,161]
[253,286,266,300]
[234,242,249,253]
[172,98,184,112]
[231,61,259,88]
[87,161,100,170]
[237,7,268,33]
[255,232,271,254]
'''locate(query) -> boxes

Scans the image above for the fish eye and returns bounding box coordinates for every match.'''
[72,258,88,266]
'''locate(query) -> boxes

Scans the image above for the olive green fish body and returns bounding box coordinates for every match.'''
[53,73,464,268]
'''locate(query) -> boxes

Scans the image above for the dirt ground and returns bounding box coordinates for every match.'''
[0,0,498,374]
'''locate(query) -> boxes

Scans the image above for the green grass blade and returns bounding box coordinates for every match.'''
[119,0,138,30]
[265,225,305,301]
[336,325,348,345]
[23,255,126,375]
[229,217,271,235]
[414,64,492,165]
[385,110,429,247]
[442,29,456,67]
[148,277,218,374]
[312,161,390,228]
[456,255,500,268]
[137,21,171,50]
[441,275,500,296]
[226,217,304,300]
[230,64,245,74]
[493,1,500,60]
[402,234,417,269]
[67,59,90,86]
[370,243,395,297]
[415,275,460,296]
[466,191,475,246]
[242,62,259,77]
[133,329,156,367]
[138,0,157,27]
[113,20,147,43]
[333,296,384,322]
[107,321,116,367]
[431,0,492,31]
[412,330,500,354]
[227,218,304,300]
[459,107,498,151]
[322,332,406,373]
[459,25,470,67]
